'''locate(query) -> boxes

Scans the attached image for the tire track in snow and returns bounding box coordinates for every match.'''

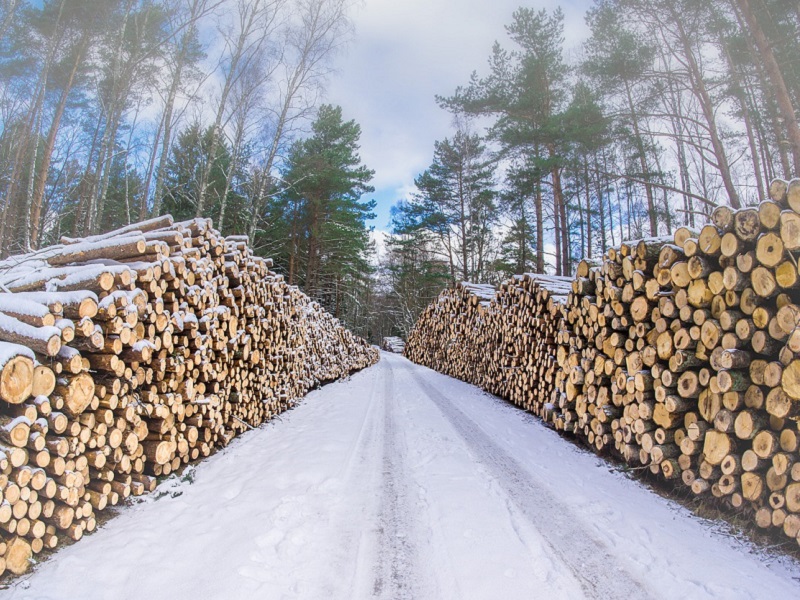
[407,366,654,600]
[336,363,382,482]
[333,358,386,598]
[372,358,421,599]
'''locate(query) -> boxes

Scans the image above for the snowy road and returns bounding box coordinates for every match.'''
[5,352,800,600]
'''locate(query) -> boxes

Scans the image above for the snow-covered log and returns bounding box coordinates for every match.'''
[59,214,174,246]
[46,235,148,267]
[0,313,61,356]
[0,295,55,327]
[381,337,405,353]
[0,214,378,575]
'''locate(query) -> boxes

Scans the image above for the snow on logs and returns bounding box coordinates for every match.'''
[405,177,800,548]
[381,337,406,353]
[0,216,377,575]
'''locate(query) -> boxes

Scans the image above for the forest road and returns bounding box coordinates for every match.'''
[4,352,800,600]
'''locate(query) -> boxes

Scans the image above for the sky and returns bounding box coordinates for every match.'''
[326,0,592,235]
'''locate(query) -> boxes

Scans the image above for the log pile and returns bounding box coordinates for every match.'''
[405,177,800,548]
[403,281,496,387]
[0,215,377,575]
[381,337,405,353]
[554,237,676,459]
[404,274,570,418]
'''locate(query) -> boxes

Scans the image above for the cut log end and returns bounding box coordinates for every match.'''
[0,356,34,404]
[4,537,31,575]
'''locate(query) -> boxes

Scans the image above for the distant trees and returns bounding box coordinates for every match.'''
[429,1,800,278]
[382,203,451,336]
[378,0,800,336]
[0,0,354,254]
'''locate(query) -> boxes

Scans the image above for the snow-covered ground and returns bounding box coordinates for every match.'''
[4,352,800,599]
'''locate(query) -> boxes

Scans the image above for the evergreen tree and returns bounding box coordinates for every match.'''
[440,8,572,274]
[270,104,375,327]
[162,121,233,223]
[498,155,543,274]
[410,129,496,283]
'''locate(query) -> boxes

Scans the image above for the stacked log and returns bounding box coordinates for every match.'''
[0,215,377,575]
[381,337,406,353]
[403,281,496,386]
[484,274,570,416]
[554,238,675,459]
[404,274,570,420]
[688,185,800,533]
[405,177,800,548]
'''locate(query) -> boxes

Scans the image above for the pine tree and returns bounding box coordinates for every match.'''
[439,8,571,274]
[162,121,233,223]
[411,129,496,283]
[271,104,375,326]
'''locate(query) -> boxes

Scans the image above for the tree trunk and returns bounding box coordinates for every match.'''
[535,179,544,273]
[592,152,608,253]
[140,109,165,219]
[458,170,468,281]
[446,229,456,284]
[623,78,657,236]
[583,161,592,259]
[602,146,617,247]
[94,106,125,233]
[736,0,800,174]
[73,113,104,236]
[30,34,89,247]
[288,199,300,286]
[306,198,320,296]
[737,88,764,201]
[651,149,672,233]
[22,95,44,251]
[576,174,585,259]
[549,145,569,276]
[218,118,245,234]
[671,6,741,208]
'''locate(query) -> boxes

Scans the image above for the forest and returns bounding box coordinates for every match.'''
[0,1,799,343]
[379,0,800,340]
[0,0,375,334]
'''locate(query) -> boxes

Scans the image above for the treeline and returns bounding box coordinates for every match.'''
[378,0,800,338]
[0,0,378,336]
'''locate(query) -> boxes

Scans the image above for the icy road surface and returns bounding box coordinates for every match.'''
[5,352,800,599]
